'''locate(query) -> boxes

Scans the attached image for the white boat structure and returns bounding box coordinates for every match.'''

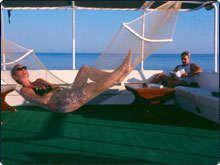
[1,1,219,124]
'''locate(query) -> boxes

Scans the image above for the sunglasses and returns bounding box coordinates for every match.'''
[16,66,27,71]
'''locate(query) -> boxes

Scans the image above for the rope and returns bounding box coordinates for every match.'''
[123,23,173,43]
[1,49,33,65]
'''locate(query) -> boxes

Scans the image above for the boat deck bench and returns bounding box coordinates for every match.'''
[175,86,219,123]
[1,85,17,112]
[175,72,219,124]
[124,83,176,112]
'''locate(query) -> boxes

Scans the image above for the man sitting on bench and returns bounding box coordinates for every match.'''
[145,51,202,88]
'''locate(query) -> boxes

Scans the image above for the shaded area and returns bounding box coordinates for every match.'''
[1,105,219,164]
[75,104,219,130]
[1,151,162,164]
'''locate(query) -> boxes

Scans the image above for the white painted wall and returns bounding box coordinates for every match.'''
[2,70,219,107]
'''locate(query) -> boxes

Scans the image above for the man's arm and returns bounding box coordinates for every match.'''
[190,63,202,75]
[21,87,52,105]
[173,65,179,72]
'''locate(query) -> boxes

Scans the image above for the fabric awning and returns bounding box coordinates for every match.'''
[2,1,72,8]
[149,1,215,10]
[75,1,146,9]
[2,1,214,10]
[2,1,146,9]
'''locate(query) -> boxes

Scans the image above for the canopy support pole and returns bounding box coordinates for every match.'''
[141,10,145,70]
[213,3,218,72]
[72,1,76,70]
[1,5,6,70]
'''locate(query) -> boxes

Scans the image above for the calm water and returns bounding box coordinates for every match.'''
[36,52,219,72]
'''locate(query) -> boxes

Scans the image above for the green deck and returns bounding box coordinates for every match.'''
[1,105,219,164]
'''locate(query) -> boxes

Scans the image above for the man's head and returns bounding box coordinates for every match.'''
[181,51,190,66]
[11,65,29,84]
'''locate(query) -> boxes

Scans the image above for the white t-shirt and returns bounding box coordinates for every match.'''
[177,64,192,84]
[163,63,193,85]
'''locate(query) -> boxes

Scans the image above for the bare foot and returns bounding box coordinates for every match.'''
[117,49,132,83]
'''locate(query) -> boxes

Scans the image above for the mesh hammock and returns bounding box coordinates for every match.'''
[1,1,182,113]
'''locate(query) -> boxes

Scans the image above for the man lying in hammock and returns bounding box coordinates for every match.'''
[11,50,132,113]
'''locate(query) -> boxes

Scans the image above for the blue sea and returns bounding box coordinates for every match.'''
[36,53,219,72]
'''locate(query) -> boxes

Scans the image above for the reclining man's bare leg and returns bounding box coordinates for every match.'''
[83,49,132,99]
[73,49,132,88]
[150,73,169,84]
[73,66,111,87]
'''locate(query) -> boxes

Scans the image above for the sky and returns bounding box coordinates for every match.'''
[2,2,219,54]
